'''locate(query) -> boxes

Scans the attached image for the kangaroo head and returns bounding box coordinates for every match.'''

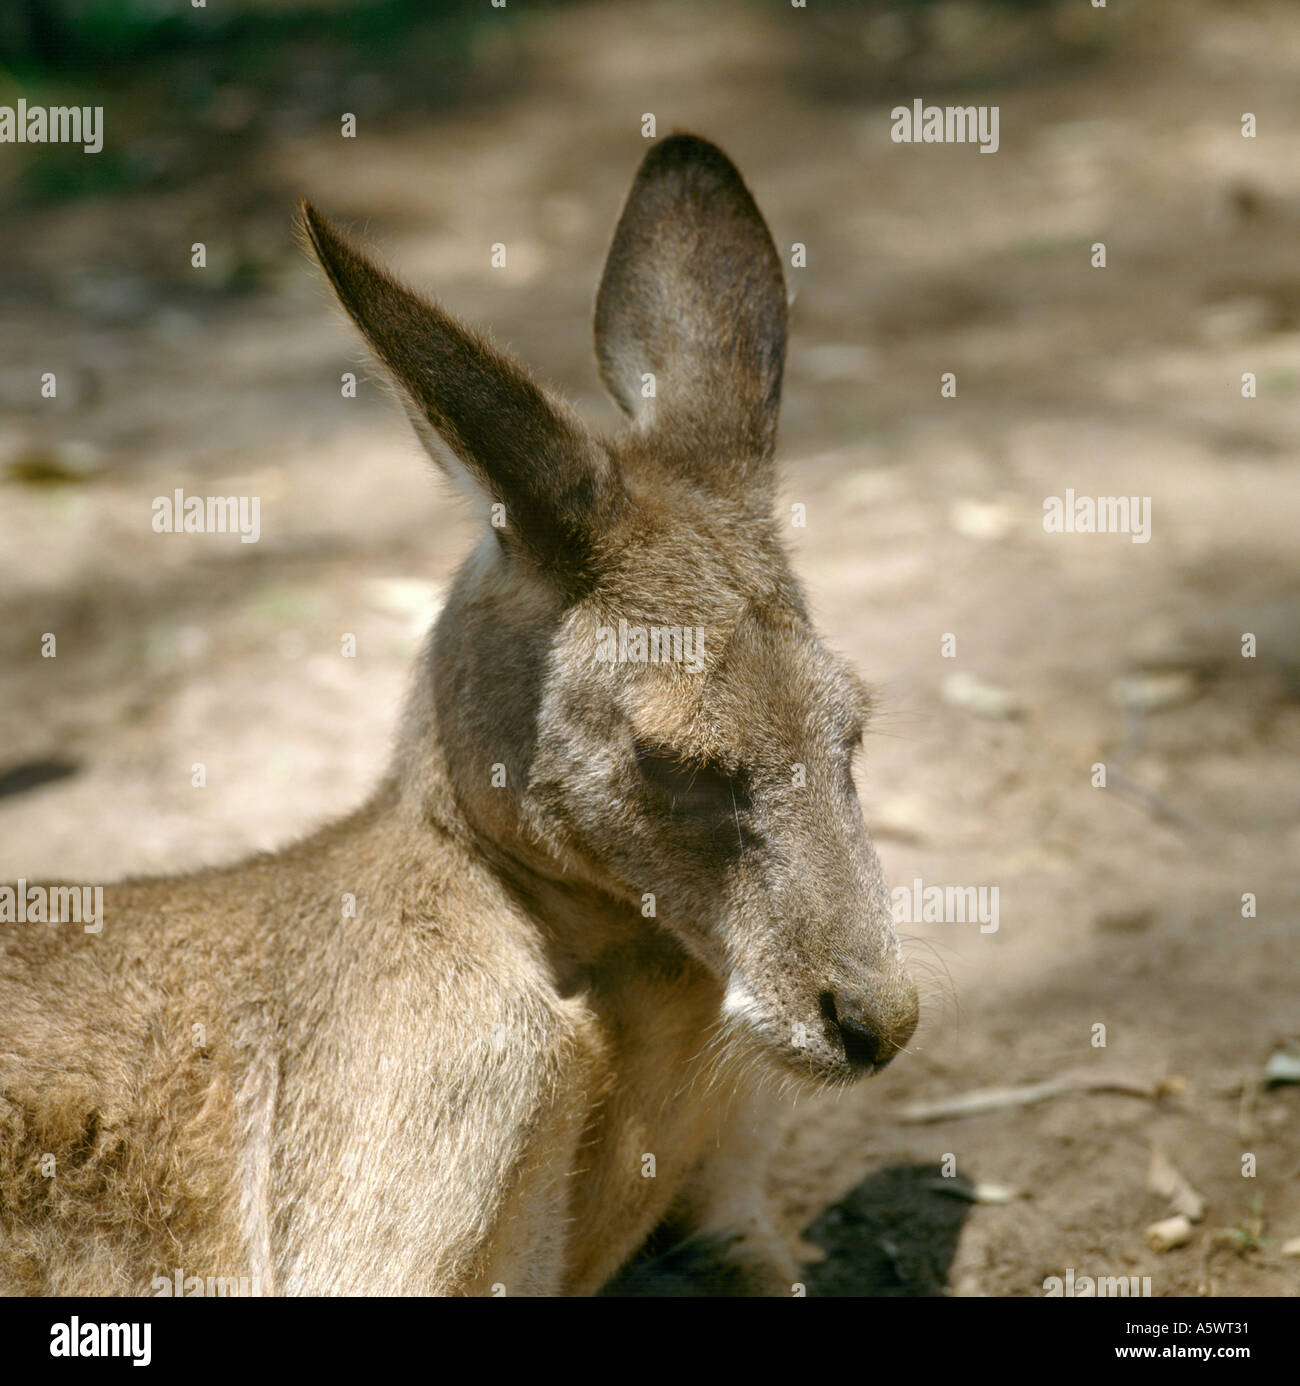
[302,134,918,1085]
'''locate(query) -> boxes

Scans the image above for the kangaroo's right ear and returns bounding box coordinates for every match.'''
[595,134,788,495]
[300,201,617,588]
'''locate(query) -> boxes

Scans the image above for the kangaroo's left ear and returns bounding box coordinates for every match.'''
[301,202,619,589]
[594,134,788,494]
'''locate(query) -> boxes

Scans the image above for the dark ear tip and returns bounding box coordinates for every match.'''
[297,199,332,251]
[641,131,744,184]
[296,201,357,287]
[658,131,724,158]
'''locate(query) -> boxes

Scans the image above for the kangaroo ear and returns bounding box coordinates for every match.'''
[594,135,788,492]
[301,202,617,587]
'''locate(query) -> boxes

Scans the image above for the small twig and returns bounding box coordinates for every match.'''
[895,1070,1181,1124]
[1106,766,1203,838]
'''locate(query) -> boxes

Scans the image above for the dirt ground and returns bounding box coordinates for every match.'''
[1,0,1297,1295]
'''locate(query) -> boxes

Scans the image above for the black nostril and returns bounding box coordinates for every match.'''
[837,1014,886,1068]
[825,991,890,1070]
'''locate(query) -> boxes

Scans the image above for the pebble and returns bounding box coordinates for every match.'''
[1146,1215,1193,1252]
[1108,671,1199,712]
[949,497,1016,541]
[941,671,1024,720]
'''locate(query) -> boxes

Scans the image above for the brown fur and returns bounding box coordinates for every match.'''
[0,134,917,1296]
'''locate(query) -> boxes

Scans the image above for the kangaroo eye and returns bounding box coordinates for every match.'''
[634,744,750,816]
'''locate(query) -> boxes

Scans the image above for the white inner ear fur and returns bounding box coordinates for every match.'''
[403,402,494,522]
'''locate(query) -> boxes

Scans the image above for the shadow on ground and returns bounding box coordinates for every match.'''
[605,1164,971,1296]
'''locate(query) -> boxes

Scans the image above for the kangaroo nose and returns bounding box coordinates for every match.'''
[826,983,919,1072]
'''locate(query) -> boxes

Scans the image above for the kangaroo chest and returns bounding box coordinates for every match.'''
[559,950,738,1292]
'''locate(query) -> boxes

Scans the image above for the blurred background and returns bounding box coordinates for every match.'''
[1,0,1297,1295]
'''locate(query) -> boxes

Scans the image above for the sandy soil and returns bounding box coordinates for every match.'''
[1,0,1297,1295]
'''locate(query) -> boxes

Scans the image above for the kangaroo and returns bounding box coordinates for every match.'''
[0,134,919,1296]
